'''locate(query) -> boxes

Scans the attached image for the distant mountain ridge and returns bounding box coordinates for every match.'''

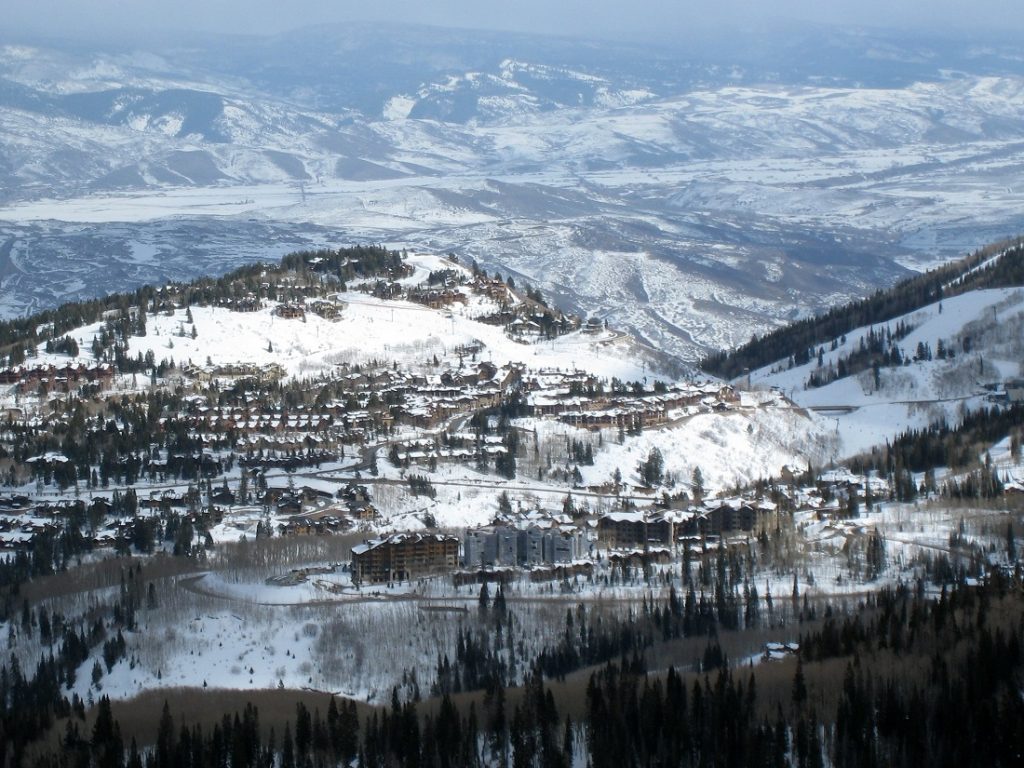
[2,23,1024,363]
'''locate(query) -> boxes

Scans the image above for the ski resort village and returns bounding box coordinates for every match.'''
[0,242,1021,708]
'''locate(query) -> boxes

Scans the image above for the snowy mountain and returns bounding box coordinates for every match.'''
[740,243,1024,458]
[2,24,1024,361]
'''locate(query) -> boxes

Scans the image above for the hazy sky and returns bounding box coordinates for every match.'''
[6,0,1023,41]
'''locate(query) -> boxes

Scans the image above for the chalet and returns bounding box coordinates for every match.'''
[351,533,459,584]
[475,277,512,304]
[0,495,30,511]
[407,288,464,309]
[371,281,403,300]
[508,318,542,338]
[345,500,377,521]
[477,361,498,382]
[338,482,377,520]
[277,517,312,537]
[277,514,346,537]
[309,300,344,320]
[219,295,263,312]
[211,487,237,505]
[275,303,306,320]
[88,497,113,518]
[294,483,336,503]
[276,496,303,515]
[339,482,372,504]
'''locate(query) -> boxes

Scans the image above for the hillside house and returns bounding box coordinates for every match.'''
[407,287,464,309]
[275,303,306,320]
[309,300,344,320]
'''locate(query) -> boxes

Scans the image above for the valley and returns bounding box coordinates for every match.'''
[2,27,1024,360]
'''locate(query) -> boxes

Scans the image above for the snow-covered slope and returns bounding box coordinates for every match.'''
[750,286,1024,456]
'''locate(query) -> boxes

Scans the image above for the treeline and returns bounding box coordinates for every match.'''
[57,697,360,768]
[805,321,914,389]
[850,403,1024,496]
[281,245,408,284]
[702,238,1024,380]
[584,576,1024,768]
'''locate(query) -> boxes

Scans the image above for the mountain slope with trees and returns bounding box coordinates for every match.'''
[702,237,1024,381]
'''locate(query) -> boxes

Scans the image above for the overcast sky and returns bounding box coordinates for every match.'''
[6,0,1023,42]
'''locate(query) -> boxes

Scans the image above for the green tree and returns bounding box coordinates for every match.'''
[638,448,664,487]
[691,466,705,501]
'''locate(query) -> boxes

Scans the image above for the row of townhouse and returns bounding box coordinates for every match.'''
[0,363,115,394]
[189,407,334,433]
[525,379,738,429]
[400,387,504,428]
[596,498,780,548]
[234,432,339,453]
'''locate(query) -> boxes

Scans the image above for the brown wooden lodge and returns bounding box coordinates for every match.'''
[351,533,460,585]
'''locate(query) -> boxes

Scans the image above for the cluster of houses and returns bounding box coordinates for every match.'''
[389,433,509,468]
[182,362,287,385]
[324,362,519,431]
[406,287,466,310]
[172,360,518,459]
[524,371,738,431]
[218,295,263,313]
[399,378,508,429]
[180,404,345,455]
[265,480,377,523]
[0,493,55,549]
